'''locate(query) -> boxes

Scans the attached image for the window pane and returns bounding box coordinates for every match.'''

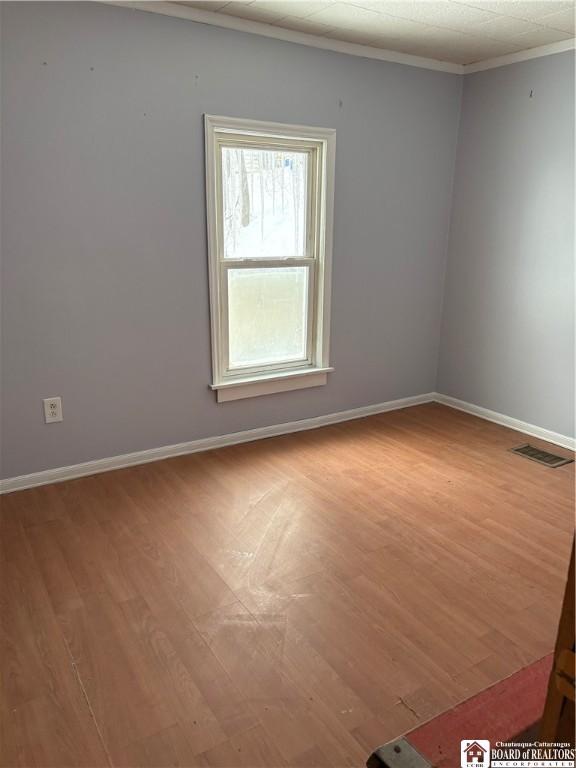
[222,147,308,259]
[228,267,308,368]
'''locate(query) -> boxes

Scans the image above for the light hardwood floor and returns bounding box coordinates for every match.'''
[1,404,574,767]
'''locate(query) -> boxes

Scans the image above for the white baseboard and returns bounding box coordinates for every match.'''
[434,392,575,451]
[0,393,434,494]
[2,391,573,494]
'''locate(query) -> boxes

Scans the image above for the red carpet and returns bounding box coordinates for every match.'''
[406,654,552,767]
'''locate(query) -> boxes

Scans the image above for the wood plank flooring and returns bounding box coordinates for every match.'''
[1,403,574,767]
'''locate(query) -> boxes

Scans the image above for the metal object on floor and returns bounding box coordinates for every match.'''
[366,738,432,768]
[510,444,574,468]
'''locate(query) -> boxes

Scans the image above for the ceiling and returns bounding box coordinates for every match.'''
[177,0,575,64]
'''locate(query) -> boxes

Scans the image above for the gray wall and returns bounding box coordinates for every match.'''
[0,2,462,478]
[437,52,575,438]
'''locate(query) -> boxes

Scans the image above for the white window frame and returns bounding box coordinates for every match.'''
[205,115,335,402]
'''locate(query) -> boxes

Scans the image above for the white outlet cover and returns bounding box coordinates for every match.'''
[43,396,63,423]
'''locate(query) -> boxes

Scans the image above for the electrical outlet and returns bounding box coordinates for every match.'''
[43,397,63,424]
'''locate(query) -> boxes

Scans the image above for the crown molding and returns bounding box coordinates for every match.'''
[102,1,464,74]
[464,37,576,74]
[102,3,575,76]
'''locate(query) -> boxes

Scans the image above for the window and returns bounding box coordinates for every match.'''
[205,115,335,402]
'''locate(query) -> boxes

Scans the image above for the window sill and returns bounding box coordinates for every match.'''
[211,367,334,402]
